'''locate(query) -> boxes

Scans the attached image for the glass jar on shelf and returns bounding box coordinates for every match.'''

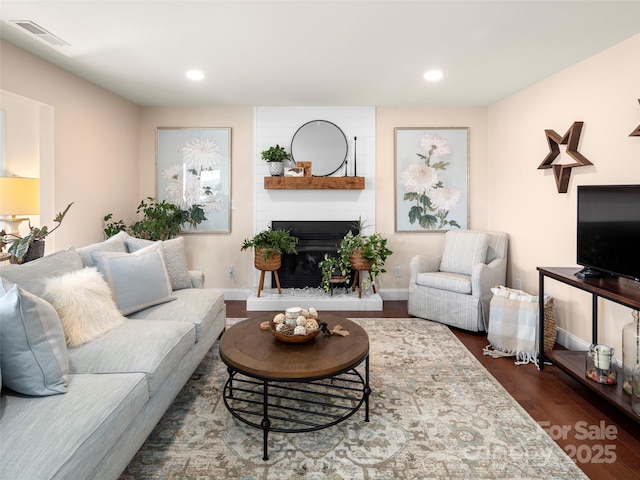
[586,344,617,385]
[632,363,640,416]
[622,310,640,395]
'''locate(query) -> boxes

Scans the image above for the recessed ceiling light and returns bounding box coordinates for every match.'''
[423,69,444,82]
[186,70,205,81]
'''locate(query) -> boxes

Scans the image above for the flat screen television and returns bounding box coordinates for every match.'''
[576,185,640,281]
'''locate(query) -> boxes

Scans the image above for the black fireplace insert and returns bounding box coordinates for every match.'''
[271,220,359,288]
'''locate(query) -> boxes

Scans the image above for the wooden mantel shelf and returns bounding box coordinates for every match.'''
[264,176,365,190]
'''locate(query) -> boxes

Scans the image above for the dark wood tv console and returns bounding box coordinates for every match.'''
[537,267,640,422]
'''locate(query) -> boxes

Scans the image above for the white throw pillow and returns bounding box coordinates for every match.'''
[91,242,175,315]
[44,267,126,347]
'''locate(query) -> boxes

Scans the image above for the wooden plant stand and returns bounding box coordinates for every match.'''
[254,249,282,298]
[349,252,376,298]
[257,269,281,298]
[351,269,375,298]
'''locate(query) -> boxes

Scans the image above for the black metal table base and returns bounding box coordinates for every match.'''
[222,355,370,460]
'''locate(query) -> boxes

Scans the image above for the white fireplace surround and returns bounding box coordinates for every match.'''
[251,106,377,292]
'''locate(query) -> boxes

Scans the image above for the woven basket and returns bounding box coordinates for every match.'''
[543,297,557,352]
[254,249,281,271]
[349,251,371,271]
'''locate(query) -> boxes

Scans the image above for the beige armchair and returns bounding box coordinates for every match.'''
[408,230,508,332]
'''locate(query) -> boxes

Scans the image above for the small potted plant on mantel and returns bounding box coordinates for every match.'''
[241,226,298,297]
[261,144,292,176]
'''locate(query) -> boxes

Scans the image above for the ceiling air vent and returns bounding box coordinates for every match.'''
[11,20,69,47]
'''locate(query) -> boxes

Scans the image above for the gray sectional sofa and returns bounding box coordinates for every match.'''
[0,232,226,480]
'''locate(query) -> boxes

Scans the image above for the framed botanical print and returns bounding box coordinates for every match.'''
[156,127,231,233]
[395,127,469,232]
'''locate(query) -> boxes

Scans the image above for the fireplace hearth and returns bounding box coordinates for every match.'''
[272,220,359,288]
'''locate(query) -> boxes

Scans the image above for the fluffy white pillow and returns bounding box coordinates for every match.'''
[43,267,126,348]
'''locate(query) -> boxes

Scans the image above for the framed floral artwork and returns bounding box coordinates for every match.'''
[395,127,469,232]
[156,127,231,233]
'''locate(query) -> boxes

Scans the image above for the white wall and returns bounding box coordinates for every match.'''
[0,90,47,239]
[252,106,376,289]
[488,33,640,356]
[0,39,141,251]
[375,107,490,296]
[138,106,254,294]
[254,107,376,227]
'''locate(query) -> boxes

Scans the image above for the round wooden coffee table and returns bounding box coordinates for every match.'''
[219,314,370,460]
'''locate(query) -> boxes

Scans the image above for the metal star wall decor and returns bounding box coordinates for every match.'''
[630,99,640,137]
[538,121,593,193]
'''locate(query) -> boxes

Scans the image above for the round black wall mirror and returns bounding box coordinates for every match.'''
[290,120,348,176]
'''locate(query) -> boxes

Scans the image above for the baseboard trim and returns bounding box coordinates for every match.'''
[556,326,589,351]
[379,288,409,301]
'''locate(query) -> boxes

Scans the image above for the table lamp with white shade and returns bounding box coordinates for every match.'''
[0,176,40,237]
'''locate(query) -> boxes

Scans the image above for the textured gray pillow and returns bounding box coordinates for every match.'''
[0,277,69,396]
[76,230,129,267]
[126,236,192,290]
[439,231,489,275]
[0,248,83,298]
[91,242,174,315]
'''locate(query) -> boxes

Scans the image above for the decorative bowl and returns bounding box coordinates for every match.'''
[270,321,322,344]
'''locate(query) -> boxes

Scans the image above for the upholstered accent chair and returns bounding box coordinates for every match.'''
[408,230,509,332]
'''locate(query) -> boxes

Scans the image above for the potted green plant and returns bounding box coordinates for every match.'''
[103,197,206,241]
[337,230,393,291]
[319,253,350,293]
[241,226,299,297]
[1,202,73,264]
[261,144,291,176]
[241,226,298,270]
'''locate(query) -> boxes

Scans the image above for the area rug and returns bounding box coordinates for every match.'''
[119,318,587,480]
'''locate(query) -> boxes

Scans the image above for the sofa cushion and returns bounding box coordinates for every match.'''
[128,287,225,342]
[76,230,129,267]
[416,271,472,294]
[67,319,195,397]
[0,277,69,396]
[91,242,175,315]
[0,248,83,298]
[0,372,148,480]
[126,236,192,290]
[439,231,489,275]
[43,267,126,347]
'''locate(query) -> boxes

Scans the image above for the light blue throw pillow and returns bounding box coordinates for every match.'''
[0,277,69,396]
[76,230,129,267]
[126,236,192,290]
[91,242,175,315]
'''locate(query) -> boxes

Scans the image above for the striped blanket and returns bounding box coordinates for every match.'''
[483,285,551,366]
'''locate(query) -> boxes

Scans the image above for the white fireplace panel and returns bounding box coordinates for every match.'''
[253,106,377,290]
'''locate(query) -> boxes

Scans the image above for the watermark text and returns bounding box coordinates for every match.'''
[538,420,618,464]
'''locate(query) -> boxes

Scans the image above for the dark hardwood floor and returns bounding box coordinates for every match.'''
[225,300,640,480]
